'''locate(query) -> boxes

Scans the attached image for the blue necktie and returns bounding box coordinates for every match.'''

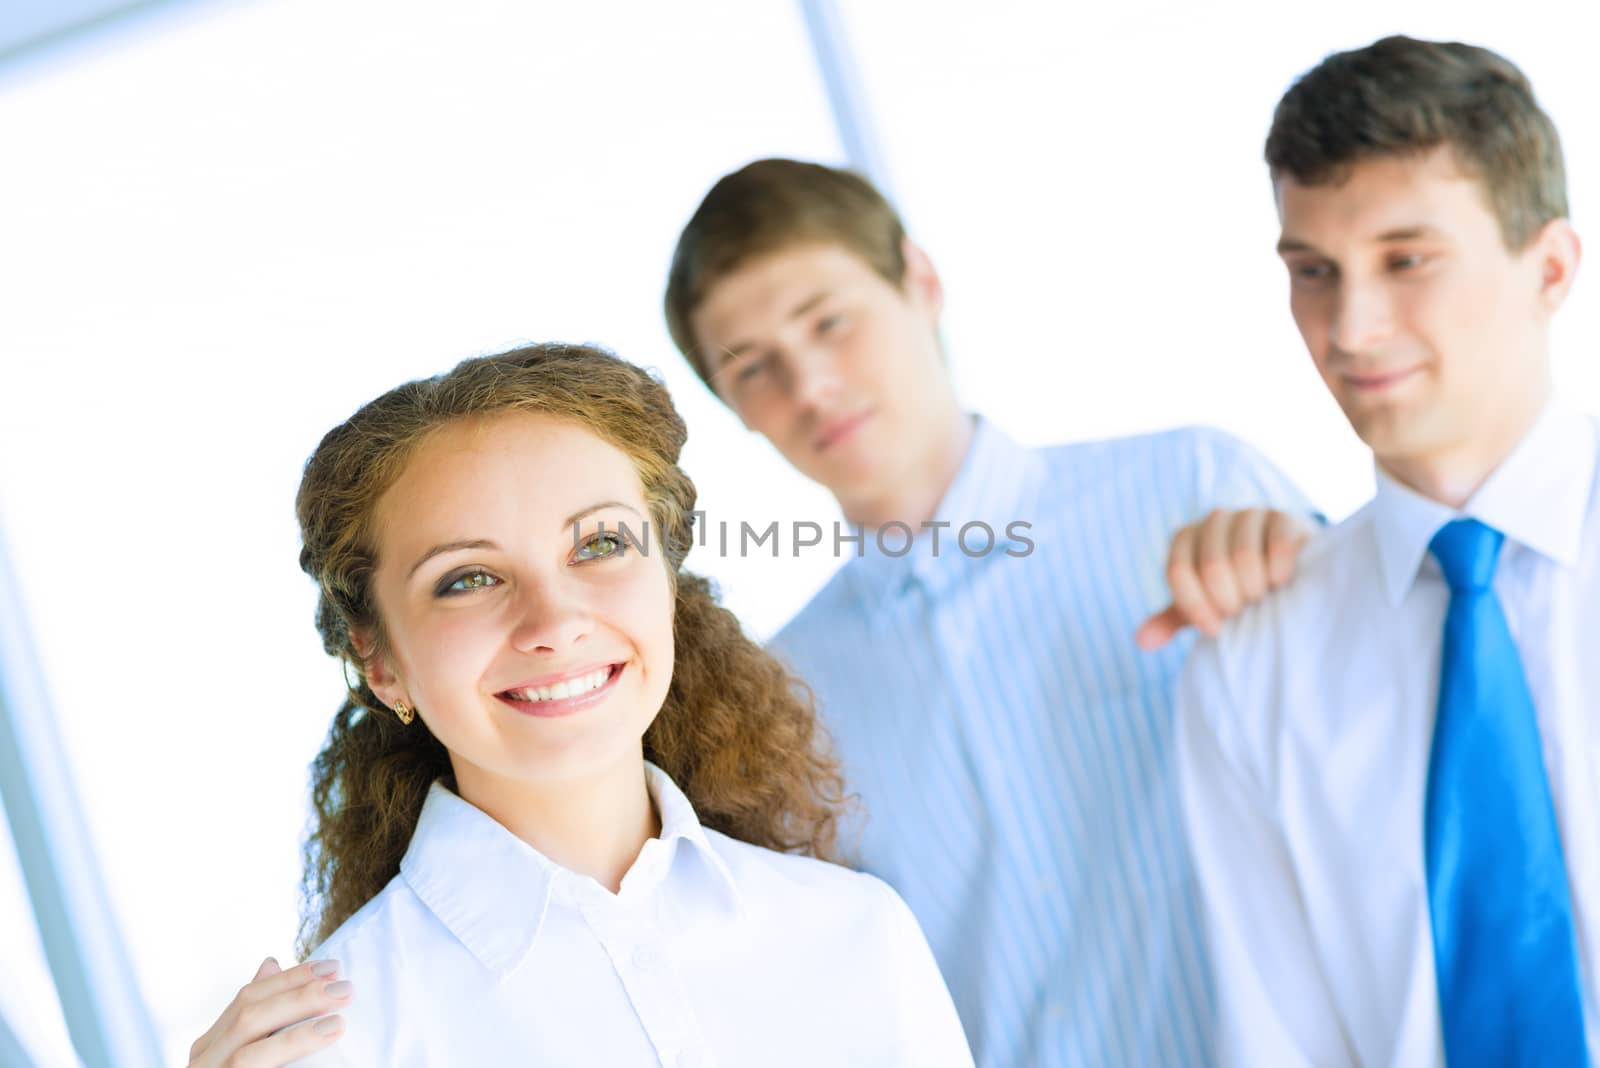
[1425,518,1589,1067]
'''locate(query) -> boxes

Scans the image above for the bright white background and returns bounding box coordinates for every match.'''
[0,1,1595,1064]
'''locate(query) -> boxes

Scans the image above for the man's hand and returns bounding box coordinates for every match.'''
[186,956,350,1068]
[1136,508,1314,650]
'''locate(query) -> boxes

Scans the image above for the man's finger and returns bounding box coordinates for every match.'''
[1226,508,1272,604]
[1167,524,1223,637]
[222,977,353,1062]
[1265,510,1313,588]
[1194,511,1243,619]
[224,1014,346,1068]
[237,959,341,1008]
[191,958,339,1060]
[1136,604,1188,650]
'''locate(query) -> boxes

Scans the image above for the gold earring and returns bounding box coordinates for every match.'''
[392,700,415,726]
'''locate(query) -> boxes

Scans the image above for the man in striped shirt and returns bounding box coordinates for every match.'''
[194,161,1312,1068]
[661,159,1313,1067]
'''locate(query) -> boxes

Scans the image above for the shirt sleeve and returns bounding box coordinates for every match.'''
[1177,640,1356,1068]
[1191,427,1320,519]
[872,875,977,1067]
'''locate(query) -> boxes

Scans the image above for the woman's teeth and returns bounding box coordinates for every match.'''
[508,666,612,703]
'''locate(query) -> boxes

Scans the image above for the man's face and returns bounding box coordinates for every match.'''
[688,241,951,507]
[1275,147,1568,482]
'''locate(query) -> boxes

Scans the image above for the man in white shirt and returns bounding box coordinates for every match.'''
[1179,34,1597,1067]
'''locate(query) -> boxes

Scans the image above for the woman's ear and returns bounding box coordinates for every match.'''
[350,628,403,706]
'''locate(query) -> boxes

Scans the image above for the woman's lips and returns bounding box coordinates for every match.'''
[496,662,624,719]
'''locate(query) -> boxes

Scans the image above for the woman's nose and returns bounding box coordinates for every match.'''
[507,580,595,654]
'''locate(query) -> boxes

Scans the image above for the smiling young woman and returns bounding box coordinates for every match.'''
[273,343,972,1066]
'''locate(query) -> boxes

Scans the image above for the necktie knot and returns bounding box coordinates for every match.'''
[1429,518,1504,593]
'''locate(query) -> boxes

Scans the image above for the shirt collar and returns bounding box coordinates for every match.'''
[628,762,743,914]
[847,416,1046,614]
[399,761,742,979]
[1372,403,1598,606]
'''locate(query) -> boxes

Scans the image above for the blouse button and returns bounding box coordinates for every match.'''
[631,944,662,972]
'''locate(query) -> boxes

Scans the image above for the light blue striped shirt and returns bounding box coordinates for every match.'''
[770,418,1310,1068]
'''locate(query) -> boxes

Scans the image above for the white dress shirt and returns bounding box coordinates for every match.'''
[1178,405,1600,1068]
[289,762,973,1067]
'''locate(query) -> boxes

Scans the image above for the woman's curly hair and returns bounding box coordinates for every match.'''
[294,343,849,955]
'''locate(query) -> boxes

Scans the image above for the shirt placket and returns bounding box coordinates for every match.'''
[575,882,717,1068]
[1532,547,1600,1057]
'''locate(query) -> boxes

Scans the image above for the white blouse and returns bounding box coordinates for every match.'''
[288,763,974,1067]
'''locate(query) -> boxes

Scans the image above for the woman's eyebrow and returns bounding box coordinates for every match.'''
[407,538,498,579]
[405,504,644,577]
[564,501,644,528]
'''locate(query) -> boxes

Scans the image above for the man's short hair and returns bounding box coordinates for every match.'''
[1265,35,1567,249]
[664,158,908,380]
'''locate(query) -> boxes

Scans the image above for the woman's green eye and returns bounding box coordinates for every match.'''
[448,570,497,592]
[577,531,624,560]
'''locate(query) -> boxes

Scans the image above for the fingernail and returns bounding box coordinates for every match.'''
[313,1015,344,1036]
[310,960,339,978]
[324,980,353,999]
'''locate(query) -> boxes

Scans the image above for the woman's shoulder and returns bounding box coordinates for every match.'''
[305,871,447,992]
[700,828,903,919]
[289,875,436,1066]
[695,830,972,1062]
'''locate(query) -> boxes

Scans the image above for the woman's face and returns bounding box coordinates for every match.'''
[363,412,675,798]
